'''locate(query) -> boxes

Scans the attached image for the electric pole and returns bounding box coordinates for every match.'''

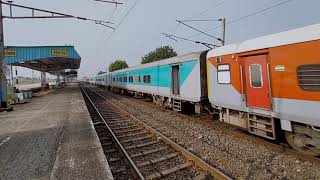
[0,1,117,110]
[0,1,8,108]
[221,17,226,46]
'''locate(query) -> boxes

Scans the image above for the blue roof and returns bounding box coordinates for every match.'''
[5,46,81,64]
[4,46,81,72]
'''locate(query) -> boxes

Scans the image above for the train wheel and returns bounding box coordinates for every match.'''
[285,127,320,156]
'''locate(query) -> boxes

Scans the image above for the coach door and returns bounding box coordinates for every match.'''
[244,55,271,110]
[172,65,180,95]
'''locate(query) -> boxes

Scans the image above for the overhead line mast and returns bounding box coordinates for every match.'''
[2,1,115,29]
[0,1,6,108]
[0,0,118,109]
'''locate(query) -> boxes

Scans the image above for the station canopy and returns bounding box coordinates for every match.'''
[4,46,81,74]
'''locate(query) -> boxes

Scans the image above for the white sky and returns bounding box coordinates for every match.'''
[3,0,320,78]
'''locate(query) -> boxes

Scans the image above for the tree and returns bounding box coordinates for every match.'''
[108,60,129,72]
[141,46,177,64]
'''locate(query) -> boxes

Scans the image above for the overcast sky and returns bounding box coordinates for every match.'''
[3,0,320,78]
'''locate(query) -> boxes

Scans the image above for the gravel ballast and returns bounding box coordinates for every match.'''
[97,88,320,179]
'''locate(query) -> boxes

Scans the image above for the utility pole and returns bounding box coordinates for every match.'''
[221,17,226,46]
[0,1,116,110]
[0,1,7,108]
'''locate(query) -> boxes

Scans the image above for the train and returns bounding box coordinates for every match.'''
[89,23,320,156]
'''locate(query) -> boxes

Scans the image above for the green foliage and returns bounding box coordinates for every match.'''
[108,60,129,72]
[141,46,177,64]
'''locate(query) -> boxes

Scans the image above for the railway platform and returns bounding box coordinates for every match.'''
[0,83,113,180]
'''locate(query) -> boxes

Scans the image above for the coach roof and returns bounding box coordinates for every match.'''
[207,23,320,58]
[112,51,203,74]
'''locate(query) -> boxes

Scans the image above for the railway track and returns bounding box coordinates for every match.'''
[80,85,231,180]
[90,86,320,164]
[83,93,136,179]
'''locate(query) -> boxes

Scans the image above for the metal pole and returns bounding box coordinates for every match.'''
[15,66,18,85]
[222,18,226,46]
[0,1,8,108]
[32,69,34,84]
[41,71,46,88]
[10,64,13,86]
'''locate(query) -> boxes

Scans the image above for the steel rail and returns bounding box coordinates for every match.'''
[85,85,232,180]
[80,85,145,180]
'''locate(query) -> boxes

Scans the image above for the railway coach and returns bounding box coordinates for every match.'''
[206,23,320,156]
[108,52,209,112]
[90,23,320,156]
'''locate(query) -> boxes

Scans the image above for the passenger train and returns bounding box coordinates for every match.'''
[89,23,320,156]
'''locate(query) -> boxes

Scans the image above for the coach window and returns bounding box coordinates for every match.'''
[129,76,133,82]
[297,64,320,91]
[124,77,127,82]
[143,75,151,83]
[135,76,141,82]
[249,64,263,88]
[113,77,115,82]
[217,64,231,84]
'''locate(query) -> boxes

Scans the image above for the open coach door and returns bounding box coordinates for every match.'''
[243,54,276,140]
[171,65,180,95]
[171,65,182,112]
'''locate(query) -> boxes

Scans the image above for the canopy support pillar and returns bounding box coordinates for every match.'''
[41,71,46,88]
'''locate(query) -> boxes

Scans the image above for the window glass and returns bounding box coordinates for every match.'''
[135,76,140,82]
[217,64,231,84]
[250,64,263,88]
[143,75,151,83]
[129,76,133,82]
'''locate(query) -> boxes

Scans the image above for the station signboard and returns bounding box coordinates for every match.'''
[51,49,68,57]
[5,50,17,57]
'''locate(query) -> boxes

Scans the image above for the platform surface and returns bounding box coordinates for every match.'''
[0,84,113,180]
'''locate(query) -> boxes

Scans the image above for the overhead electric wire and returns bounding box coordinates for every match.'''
[188,0,295,38]
[106,0,140,40]
[107,4,118,22]
[162,33,219,48]
[186,0,227,20]
[179,19,222,22]
[176,20,223,43]
[2,1,115,29]
[163,0,228,47]
[228,0,294,25]
[115,0,139,30]
[93,0,123,5]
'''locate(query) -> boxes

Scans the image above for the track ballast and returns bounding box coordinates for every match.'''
[80,85,231,180]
